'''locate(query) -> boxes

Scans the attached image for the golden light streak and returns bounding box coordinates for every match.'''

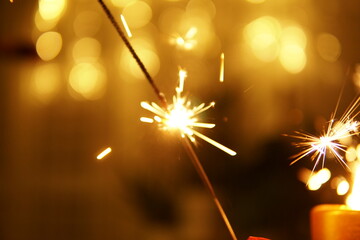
[140,117,154,123]
[286,97,360,172]
[141,69,236,156]
[219,53,224,82]
[346,162,360,210]
[97,147,112,160]
[120,14,132,38]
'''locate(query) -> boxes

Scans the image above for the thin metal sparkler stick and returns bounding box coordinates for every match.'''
[182,137,238,240]
[97,0,167,108]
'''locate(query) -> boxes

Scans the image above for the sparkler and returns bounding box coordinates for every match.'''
[141,69,237,156]
[97,1,238,239]
[286,96,360,173]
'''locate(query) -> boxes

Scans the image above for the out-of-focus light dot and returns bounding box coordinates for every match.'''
[119,39,159,80]
[123,1,152,29]
[244,16,281,62]
[346,146,357,162]
[73,11,101,37]
[36,31,62,61]
[246,0,266,3]
[158,7,184,34]
[110,0,135,8]
[39,0,67,21]
[281,26,307,49]
[317,168,331,184]
[353,64,360,90]
[337,179,350,196]
[316,33,341,62]
[69,62,106,100]
[307,168,331,191]
[34,10,58,31]
[72,37,101,63]
[32,63,61,103]
[279,44,306,74]
[356,144,360,159]
[308,180,322,191]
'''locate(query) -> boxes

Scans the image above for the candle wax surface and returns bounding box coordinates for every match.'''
[311,204,360,240]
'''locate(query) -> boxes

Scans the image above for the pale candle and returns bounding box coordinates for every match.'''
[310,204,360,240]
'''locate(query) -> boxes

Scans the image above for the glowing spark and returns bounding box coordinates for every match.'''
[141,69,236,156]
[120,14,132,38]
[97,147,112,160]
[286,97,360,171]
[171,27,198,50]
[220,53,225,82]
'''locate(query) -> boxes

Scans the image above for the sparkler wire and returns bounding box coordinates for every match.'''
[182,137,238,240]
[97,0,167,108]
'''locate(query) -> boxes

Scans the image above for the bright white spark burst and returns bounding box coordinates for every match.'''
[140,69,236,156]
[287,97,360,171]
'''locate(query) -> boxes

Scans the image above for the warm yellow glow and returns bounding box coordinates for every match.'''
[246,0,266,3]
[32,63,61,103]
[69,62,106,100]
[337,179,350,196]
[73,11,101,37]
[186,0,216,20]
[36,31,62,61]
[119,39,160,79]
[317,33,341,62]
[72,37,101,63]
[141,69,236,156]
[110,0,135,8]
[219,53,224,82]
[39,0,66,21]
[279,44,306,74]
[244,16,281,62]
[97,147,112,160]
[307,168,331,191]
[34,10,58,31]
[120,14,132,38]
[281,26,307,49]
[171,27,198,50]
[346,163,360,210]
[122,1,152,29]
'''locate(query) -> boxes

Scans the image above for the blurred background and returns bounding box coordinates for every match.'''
[1,0,360,239]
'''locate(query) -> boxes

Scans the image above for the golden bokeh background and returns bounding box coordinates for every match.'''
[1,0,360,239]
